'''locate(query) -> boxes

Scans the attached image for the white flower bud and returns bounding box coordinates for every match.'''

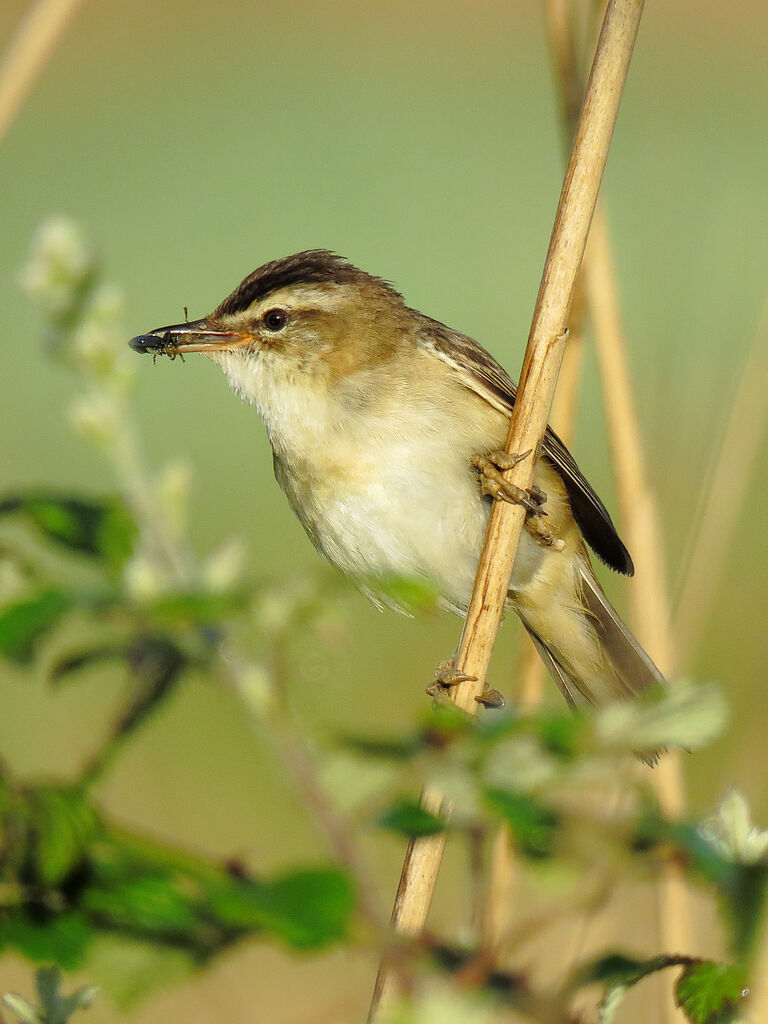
[255,591,295,635]
[203,536,246,592]
[71,283,129,382]
[382,983,501,1024]
[20,216,93,318]
[701,790,768,864]
[233,661,274,718]
[68,393,120,449]
[156,459,193,536]
[123,551,166,600]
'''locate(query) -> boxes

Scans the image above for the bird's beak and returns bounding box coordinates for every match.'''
[129,318,252,356]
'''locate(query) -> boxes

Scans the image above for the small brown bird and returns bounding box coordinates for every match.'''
[130,250,662,708]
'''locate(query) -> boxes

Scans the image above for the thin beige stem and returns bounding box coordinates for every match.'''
[533,7,691,1023]
[480,823,516,955]
[369,2,646,1017]
[673,297,768,668]
[0,0,83,145]
[584,129,690,1024]
[747,914,768,1023]
[584,214,675,672]
[478,0,592,954]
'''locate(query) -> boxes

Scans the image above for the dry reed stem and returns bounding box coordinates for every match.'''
[584,214,675,672]
[746,914,768,1023]
[546,0,691,981]
[369,1,646,1016]
[516,7,691,1022]
[584,152,691,1024]
[0,0,83,146]
[542,11,689,1016]
[547,3,691,989]
[478,0,592,954]
[550,9,691,1016]
[673,297,768,668]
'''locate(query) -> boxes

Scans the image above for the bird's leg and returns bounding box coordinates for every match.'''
[426,659,505,710]
[472,449,565,551]
[426,659,476,695]
[472,449,544,513]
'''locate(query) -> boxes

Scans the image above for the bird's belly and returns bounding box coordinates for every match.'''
[275,439,558,614]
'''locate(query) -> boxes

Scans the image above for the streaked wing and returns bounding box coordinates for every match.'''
[420,319,634,576]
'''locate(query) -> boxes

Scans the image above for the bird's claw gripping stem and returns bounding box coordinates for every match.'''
[426,659,476,696]
[472,449,545,515]
[472,449,564,551]
[426,660,505,711]
[475,688,505,709]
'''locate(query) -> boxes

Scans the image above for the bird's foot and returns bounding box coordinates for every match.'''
[426,659,476,697]
[472,449,564,552]
[524,513,565,551]
[425,660,505,710]
[475,687,505,709]
[472,449,545,514]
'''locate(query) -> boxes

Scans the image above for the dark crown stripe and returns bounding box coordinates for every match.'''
[214,250,401,317]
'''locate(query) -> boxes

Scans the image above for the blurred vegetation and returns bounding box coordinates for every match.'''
[0,218,764,1023]
[1,1,767,1022]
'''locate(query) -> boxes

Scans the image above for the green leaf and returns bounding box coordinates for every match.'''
[675,961,746,1024]
[0,493,136,571]
[721,861,768,962]
[147,591,246,625]
[0,590,74,662]
[572,953,694,1024]
[207,867,354,949]
[485,788,559,858]
[370,574,441,613]
[82,873,201,937]
[535,712,584,758]
[28,786,100,886]
[634,811,734,885]
[378,799,445,838]
[0,911,92,970]
[574,952,673,988]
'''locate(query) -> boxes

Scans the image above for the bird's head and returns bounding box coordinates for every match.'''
[130,251,411,404]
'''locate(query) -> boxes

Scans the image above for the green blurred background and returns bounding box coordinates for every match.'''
[0,0,766,1020]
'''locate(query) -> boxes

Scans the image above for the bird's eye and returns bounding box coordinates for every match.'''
[263,308,289,332]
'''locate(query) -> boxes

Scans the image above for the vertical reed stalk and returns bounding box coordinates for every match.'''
[479,0,592,954]
[584,138,691,1024]
[369,2,646,1016]
[0,0,83,145]
[544,7,692,1017]
[747,915,768,1023]
[543,14,691,1016]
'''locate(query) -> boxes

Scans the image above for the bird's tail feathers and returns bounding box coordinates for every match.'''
[520,563,663,710]
[577,566,663,699]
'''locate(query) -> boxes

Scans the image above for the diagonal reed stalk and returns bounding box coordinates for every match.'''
[480,0,591,953]
[0,0,83,146]
[537,6,692,1022]
[368,1,646,1017]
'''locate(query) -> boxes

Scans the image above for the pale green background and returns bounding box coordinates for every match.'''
[0,1,766,1020]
